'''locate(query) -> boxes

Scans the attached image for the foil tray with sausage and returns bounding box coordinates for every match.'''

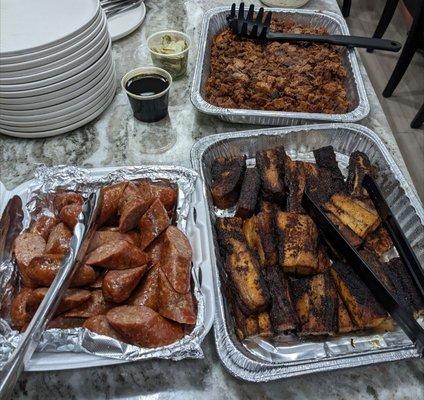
[0,165,215,370]
[191,123,424,381]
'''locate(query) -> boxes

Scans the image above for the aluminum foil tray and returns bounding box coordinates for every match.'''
[191,123,424,381]
[0,165,215,371]
[191,7,370,126]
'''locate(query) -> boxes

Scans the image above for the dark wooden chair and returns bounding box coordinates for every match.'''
[411,101,424,128]
[341,0,352,17]
[368,0,424,128]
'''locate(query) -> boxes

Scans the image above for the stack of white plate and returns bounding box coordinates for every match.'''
[0,0,116,138]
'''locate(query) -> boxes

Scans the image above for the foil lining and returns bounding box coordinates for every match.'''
[190,7,370,126]
[0,165,208,365]
[191,123,424,381]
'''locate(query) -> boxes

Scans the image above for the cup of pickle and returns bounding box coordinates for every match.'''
[147,30,190,79]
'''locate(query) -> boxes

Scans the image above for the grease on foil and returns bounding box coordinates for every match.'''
[191,123,424,381]
[0,165,206,365]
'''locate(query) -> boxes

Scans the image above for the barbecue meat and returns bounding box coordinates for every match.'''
[337,294,358,333]
[256,146,286,203]
[210,155,246,209]
[324,193,380,238]
[331,262,386,329]
[290,271,338,336]
[264,266,298,333]
[205,18,350,114]
[275,212,319,274]
[347,151,375,199]
[216,217,270,315]
[235,167,261,219]
[364,225,393,256]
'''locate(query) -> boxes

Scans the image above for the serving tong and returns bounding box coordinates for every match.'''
[227,3,402,52]
[0,190,102,400]
[302,175,424,357]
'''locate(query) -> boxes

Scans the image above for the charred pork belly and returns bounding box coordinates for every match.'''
[235,167,261,219]
[326,212,363,248]
[210,155,246,209]
[346,151,376,199]
[290,271,338,336]
[363,225,393,256]
[331,261,386,329]
[264,266,298,333]
[256,146,286,203]
[337,294,358,333]
[276,211,319,275]
[216,217,270,315]
[384,257,424,315]
[243,211,278,268]
[324,193,380,239]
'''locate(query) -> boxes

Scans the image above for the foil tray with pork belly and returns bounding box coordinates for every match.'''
[209,144,423,344]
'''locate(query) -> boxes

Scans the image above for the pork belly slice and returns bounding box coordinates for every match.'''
[210,155,246,209]
[337,294,358,334]
[243,211,278,268]
[265,266,298,333]
[256,146,286,203]
[331,262,386,329]
[290,272,338,336]
[346,151,376,199]
[235,167,261,219]
[326,212,363,248]
[275,211,319,275]
[384,257,424,315]
[324,193,380,239]
[216,217,270,315]
[363,225,393,256]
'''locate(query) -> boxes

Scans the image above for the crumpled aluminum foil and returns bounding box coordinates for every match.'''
[0,164,207,365]
[191,7,370,126]
[191,123,424,381]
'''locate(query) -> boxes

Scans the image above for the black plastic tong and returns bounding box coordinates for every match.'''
[302,181,424,356]
[227,3,402,52]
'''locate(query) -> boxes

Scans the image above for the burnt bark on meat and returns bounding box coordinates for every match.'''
[346,151,376,199]
[210,156,246,209]
[235,167,261,219]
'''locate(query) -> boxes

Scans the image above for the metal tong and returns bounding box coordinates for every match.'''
[0,190,102,400]
[301,177,424,357]
[227,3,402,52]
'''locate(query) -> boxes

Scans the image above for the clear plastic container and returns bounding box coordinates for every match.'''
[147,30,190,79]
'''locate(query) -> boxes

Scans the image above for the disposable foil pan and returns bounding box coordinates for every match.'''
[0,165,215,371]
[191,123,424,381]
[191,7,370,126]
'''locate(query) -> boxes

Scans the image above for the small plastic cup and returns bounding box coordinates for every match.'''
[121,66,172,123]
[147,30,190,79]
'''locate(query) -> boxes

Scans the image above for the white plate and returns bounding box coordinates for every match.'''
[0,50,111,101]
[0,59,113,113]
[0,0,100,55]
[0,78,116,137]
[0,63,115,122]
[0,67,116,124]
[108,1,146,42]
[0,39,111,93]
[0,13,106,75]
[0,8,103,65]
[0,28,109,85]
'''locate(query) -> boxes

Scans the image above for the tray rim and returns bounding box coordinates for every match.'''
[190,7,370,125]
[190,123,423,381]
[0,165,215,372]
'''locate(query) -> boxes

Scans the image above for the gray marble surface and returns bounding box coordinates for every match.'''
[1,0,423,399]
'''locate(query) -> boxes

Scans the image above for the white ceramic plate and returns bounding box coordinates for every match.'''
[0,50,112,101]
[0,0,100,55]
[0,78,116,137]
[0,58,113,112]
[0,29,109,85]
[0,13,106,74]
[0,62,115,120]
[108,1,146,42]
[0,40,112,93]
[0,70,116,127]
[0,8,103,65]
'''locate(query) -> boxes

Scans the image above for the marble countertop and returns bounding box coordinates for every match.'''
[2,0,423,399]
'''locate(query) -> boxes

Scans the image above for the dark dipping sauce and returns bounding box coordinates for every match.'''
[125,74,170,122]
